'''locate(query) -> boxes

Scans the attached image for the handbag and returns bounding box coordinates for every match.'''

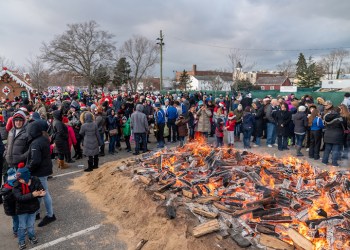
[109,129,118,136]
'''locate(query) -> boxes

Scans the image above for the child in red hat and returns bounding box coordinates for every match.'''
[226,112,236,147]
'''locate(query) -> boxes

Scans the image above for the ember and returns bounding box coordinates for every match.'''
[137,140,350,250]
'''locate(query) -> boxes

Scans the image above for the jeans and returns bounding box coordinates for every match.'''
[179,136,186,147]
[38,176,53,217]
[18,213,36,244]
[295,134,305,147]
[12,215,19,235]
[255,137,261,146]
[266,123,276,145]
[124,135,131,150]
[277,135,288,150]
[156,123,165,147]
[234,123,241,137]
[109,135,116,153]
[309,130,322,159]
[189,127,195,141]
[134,133,147,153]
[322,143,341,166]
[243,128,253,148]
[167,119,177,141]
[216,137,224,147]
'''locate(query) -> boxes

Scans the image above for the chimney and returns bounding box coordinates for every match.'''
[192,64,197,75]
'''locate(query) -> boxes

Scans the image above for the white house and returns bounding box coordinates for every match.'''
[190,75,233,91]
[321,79,350,89]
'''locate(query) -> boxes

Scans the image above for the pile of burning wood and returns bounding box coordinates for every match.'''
[133,138,350,250]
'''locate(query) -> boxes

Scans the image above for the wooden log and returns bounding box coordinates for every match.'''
[153,192,166,200]
[246,197,275,208]
[287,228,313,250]
[261,215,292,223]
[139,176,152,185]
[231,206,262,218]
[193,207,218,219]
[196,196,220,204]
[182,189,193,199]
[255,225,279,237]
[157,180,176,193]
[135,239,148,250]
[192,219,220,237]
[259,234,294,250]
[213,202,235,213]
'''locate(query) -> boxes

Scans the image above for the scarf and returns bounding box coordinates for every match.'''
[21,183,30,195]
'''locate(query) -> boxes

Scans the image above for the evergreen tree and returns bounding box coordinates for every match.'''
[92,64,110,88]
[178,70,192,91]
[112,57,131,89]
[296,54,322,88]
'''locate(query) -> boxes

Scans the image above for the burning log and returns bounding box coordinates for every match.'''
[213,202,235,213]
[252,207,283,218]
[255,224,279,237]
[287,228,314,250]
[327,187,339,210]
[196,196,220,204]
[324,173,342,191]
[246,197,275,208]
[192,207,218,219]
[192,219,220,237]
[231,206,262,218]
[306,215,344,228]
[260,215,293,223]
[259,234,294,250]
[157,180,176,193]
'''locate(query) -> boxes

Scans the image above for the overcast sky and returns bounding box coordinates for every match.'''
[1,0,349,77]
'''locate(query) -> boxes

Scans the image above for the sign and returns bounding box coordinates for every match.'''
[280,86,297,92]
[2,86,10,96]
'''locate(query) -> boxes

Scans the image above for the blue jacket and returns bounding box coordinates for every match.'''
[155,109,165,124]
[166,106,178,120]
[310,117,324,131]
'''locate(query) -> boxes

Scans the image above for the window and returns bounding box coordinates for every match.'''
[261,86,265,90]
[328,81,333,84]
[270,86,274,90]
[20,91,28,98]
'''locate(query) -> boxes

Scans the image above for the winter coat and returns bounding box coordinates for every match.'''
[265,104,277,123]
[242,112,255,131]
[1,184,16,216]
[122,118,131,136]
[195,108,212,133]
[95,114,106,134]
[12,177,44,215]
[26,121,53,177]
[233,109,243,123]
[324,112,344,145]
[79,112,103,156]
[293,112,308,135]
[275,110,292,137]
[5,125,29,168]
[226,119,236,132]
[215,119,224,138]
[130,104,149,133]
[67,125,77,150]
[175,118,189,137]
[52,110,69,154]
[253,104,264,137]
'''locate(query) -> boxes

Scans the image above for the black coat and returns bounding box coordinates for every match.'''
[275,110,292,137]
[5,125,29,167]
[1,185,16,216]
[293,112,308,134]
[52,110,69,154]
[253,104,264,137]
[324,112,344,145]
[26,121,53,177]
[12,177,44,215]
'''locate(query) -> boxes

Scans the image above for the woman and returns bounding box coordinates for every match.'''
[79,112,103,172]
[293,106,308,156]
[233,104,243,142]
[309,109,324,160]
[339,104,350,160]
[252,101,264,147]
[275,103,292,151]
[195,102,212,138]
[188,106,196,141]
[94,106,106,157]
[106,109,118,155]
[242,107,255,149]
[52,110,70,169]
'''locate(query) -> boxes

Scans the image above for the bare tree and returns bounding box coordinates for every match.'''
[27,56,50,91]
[276,60,296,77]
[227,49,256,73]
[41,20,116,92]
[120,35,159,92]
[0,55,16,69]
[319,49,350,79]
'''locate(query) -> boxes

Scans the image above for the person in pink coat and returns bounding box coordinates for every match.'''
[62,117,77,163]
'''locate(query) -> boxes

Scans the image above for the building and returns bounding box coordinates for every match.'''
[0,67,34,100]
[255,76,292,90]
[321,79,350,89]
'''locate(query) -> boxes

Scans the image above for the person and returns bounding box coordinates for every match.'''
[154,103,166,148]
[130,104,149,155]
[293,106,308,156]
[242,107,255,149]
[215,118,225,147]
[166,101,178,143]
[121,116,132,152]
[68,103,83,160]
[226,112,236,147]
[79,112,103,172]
[52,110,70,169]
[252,100,264,147]
[0,168,18,237]
[309,109,324,160]
[322,110,344,166]
[188,106,196,141]
[339,104,350,160]
[62,117,76,163]
[341,92,350,110]
[175,114,189,147]
[265,99,278,148]
[233,104,243,142]
[26,121,56,227]
[95,106,106,157]
[13,165,46,250]
[106,109,118,155]
[195,101,212,138]
[275,103,292,151]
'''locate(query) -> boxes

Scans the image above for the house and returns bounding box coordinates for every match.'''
[0,67,34,100]
[190,75,233,91]
[255,76,292,91]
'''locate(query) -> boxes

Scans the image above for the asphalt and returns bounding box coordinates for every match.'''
[0,134,348,250]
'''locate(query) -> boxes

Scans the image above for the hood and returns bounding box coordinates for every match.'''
[27,121,44,140]
[32,112,41,121]
[84,112,93,123]
[324,112,342,124]
[136,104,144,112]
[53,110,62,121]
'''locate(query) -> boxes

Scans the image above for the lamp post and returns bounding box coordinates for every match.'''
[157,30,165,91]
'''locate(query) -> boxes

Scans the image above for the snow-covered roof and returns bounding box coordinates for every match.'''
[0,68,33,91]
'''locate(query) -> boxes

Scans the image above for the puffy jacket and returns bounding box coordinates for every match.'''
[155,109,165,125]
[275,110,292,137]
[310,117,324,131]
[166,106,178,120]
[242,112,255,131]
[52,110,69,154]
[26,121,53,177]
[175,117,189,137]
[79,112,103,157]
[130,104,149,133]
[122,118,131,136]
[12,177,44,215]
[293,112,308,135]
[324,112,344,144]
[0,184,16,216]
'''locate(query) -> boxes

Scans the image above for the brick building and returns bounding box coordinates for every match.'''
[0,67,34,100]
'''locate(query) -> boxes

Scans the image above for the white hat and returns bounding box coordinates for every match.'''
[298,106,306,112]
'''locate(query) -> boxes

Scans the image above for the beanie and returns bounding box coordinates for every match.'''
[298,106,306,112]
[16,167,31,183]
[7,168,17,187]
[18,162,25,169]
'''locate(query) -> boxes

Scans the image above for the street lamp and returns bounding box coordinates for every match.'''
[157,30,165,91]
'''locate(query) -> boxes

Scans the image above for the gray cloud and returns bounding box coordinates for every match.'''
[0,0,349,77]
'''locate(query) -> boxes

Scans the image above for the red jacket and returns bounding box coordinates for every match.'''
[67,125,77,150]
[215,124,224,138]
[226,119,236,132]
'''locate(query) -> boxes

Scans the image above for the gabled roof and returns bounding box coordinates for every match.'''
[255,76,288,85]
[0,68,33,91]
[193,75,233,82]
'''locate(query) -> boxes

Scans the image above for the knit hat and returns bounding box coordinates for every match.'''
[13,110,26,121]
[7,168,17,187]
[228,112,235,120]
[122,116,127,121]
[298,106,306,112]
[16,165,31,183]
[62,116,69,124]
[198,100,204,106]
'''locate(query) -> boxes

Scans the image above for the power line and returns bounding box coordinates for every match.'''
[168,35,350,52]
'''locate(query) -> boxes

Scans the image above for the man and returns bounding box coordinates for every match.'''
[166,101,178,142]
[181,96,190,118]
[154,103,166,148]
[27,121,56,227]
[265,99,279,147]
[130,104,149,155]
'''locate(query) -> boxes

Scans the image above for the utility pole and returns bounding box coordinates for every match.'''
[157,30,164,91]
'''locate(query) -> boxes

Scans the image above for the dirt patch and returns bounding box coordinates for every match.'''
[71,158,238,250]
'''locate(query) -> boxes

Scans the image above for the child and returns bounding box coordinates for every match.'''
[175,115,189,147]
[226,112,236,147]
[121,116,132,152]
[0,168,18,237]
[63,117,77,163]
[215,118,225,147]
[13,165,46,249]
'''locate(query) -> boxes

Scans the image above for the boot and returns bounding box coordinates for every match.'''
[93,156,99,169]
[75,152,83,160]
[84,158,93,172]
[99,145,105,157]
[65,153,75,163]
[58,159,69,169]
[296,146,303,156]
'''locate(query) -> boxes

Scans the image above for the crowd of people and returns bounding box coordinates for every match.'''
[0,90,349,249]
